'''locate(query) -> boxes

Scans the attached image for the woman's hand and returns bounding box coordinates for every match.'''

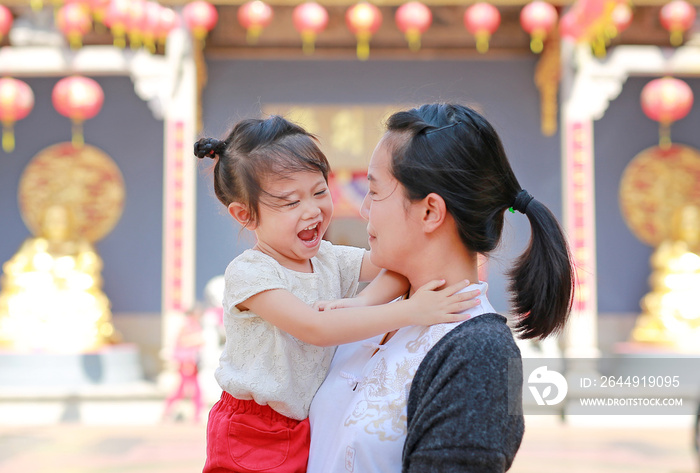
[408,279,481,325]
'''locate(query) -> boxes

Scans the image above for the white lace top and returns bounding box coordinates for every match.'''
[214,240,366,421]
[307,283,495,473]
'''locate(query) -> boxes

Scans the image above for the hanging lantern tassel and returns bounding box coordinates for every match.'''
[237,1,272,45]
[519,1,558,55]
[464,3,501,55]
[192,26,209,45]
[658,121,672,149]
[112,24,127,48]
[529,29,546,54]
[301,30,317,55]
[246,24,264,44]
[2,121,15,152]
[475,31,491,53]
[105,0,132,49]
[126,0,148,50]
[293,2,329,56]
[395,2,432,52]
[356,31,371,60]
[346,2,382,61]
[72,120,85,148]
[183,1,219,46]
[182,0,219,47]
[405,28,421,51]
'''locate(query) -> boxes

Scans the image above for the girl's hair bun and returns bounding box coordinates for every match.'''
[194,138,226,159]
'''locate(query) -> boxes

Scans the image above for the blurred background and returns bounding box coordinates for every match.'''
[0,0,699,471]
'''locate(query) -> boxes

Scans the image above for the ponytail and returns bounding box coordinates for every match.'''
[508,198,574,339]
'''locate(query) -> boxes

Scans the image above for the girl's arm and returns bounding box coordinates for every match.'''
[239,280,481,347]
[315,269,409,311]
[315,252,409,311]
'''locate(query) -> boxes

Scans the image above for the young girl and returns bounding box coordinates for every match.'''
[194,115,480,473]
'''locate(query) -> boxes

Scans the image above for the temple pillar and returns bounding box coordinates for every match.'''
[158,29,198,388]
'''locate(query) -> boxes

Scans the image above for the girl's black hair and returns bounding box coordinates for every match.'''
[385,103,574,339]
[194,115,330,225]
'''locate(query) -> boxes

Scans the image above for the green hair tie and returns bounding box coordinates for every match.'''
[508,207,515,213]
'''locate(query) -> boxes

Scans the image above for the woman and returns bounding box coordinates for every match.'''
[307,103,574,472]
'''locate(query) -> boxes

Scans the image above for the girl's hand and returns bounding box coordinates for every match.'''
[313,297,368,311]
[408,279,481,325]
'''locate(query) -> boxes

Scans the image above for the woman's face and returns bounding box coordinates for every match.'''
[361,134,421,274]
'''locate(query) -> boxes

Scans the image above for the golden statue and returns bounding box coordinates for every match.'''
[0,143,125,353]
[619,144,700,351]
[631,205,700,350]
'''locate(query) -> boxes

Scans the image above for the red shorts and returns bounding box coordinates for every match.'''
[202,391,310,473]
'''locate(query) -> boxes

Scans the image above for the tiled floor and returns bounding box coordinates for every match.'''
[0,414,697,473]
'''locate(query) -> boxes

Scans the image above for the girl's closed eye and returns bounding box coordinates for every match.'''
[314,189,328,197]
[285,200,300,208]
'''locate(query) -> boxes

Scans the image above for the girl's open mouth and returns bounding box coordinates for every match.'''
[298,223,320,247]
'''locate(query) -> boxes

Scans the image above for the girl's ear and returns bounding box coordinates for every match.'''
[228,202,256,230]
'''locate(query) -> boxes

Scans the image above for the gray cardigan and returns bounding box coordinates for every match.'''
[403,313,525,472]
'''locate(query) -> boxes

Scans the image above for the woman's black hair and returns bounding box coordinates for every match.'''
[385,103,574,340]
[194,115,330,225]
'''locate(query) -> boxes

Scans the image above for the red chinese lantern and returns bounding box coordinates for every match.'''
[0,78,34,153]
[237,0,272,44]
[52,76,104,148]
[464,3,500,54]
[184,0,219,43]
[104,0,131,48]
[660,0,696,47]
[346,2,382,61]
[125,0,147,49]
[89,0,111,30]
[56,3,93,49]
[559,8,587,41]
[395,2,432,52]
[0,5,13,43]
[519,1,558,54]
[610,2,633,36]
[156,7,180,47]
[142,1,162,53]
[293,2,328,55]
[641,76,694,148]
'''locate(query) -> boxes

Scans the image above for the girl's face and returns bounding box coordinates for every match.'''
[361,135,421,275]
[253,170,333,272]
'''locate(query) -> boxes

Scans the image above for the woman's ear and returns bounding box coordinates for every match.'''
[421,192,447,233]
[228,202,256,230]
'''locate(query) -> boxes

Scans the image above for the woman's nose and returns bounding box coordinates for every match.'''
[359,193,370,220]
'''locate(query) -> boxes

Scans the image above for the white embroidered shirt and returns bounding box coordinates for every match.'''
[307,282,495,472]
